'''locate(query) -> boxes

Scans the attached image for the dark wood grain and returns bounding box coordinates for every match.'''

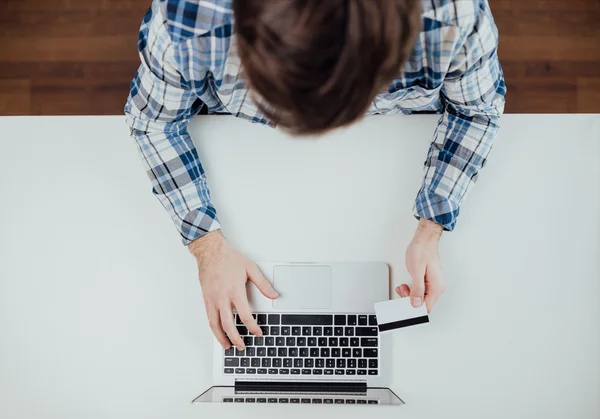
[0,0,599,115]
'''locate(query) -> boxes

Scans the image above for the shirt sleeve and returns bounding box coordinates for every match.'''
[413,0,506,231]
[125,4,220,245]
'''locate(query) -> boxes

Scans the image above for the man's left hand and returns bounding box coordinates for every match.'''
[397,218,445,313]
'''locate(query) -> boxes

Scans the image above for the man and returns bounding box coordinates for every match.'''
[125,0,505,352]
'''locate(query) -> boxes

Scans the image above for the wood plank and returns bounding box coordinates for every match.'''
[490,0,600,12]
[2,0,149,12]
[0,36,138,62]
[0,80,31,115]
[500,61,600,79]
[503,78,578,113]
[0,62,140,81]
[499,36,600,61]
[577,78,600,114]
[494,10,600,37]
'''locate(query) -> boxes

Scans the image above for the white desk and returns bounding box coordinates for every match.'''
[0,115,599,419]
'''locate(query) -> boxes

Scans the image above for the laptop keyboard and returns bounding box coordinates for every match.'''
[223,396,379,404]
[223,314,379,376]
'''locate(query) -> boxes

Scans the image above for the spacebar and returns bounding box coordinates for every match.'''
[281,314,333,325]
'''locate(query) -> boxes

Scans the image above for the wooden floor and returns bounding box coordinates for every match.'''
[1,0,599,115]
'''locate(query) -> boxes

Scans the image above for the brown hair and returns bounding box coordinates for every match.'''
[233,0,421,135]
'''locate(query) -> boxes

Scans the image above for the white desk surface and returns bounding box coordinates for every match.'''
[0,114,599,419]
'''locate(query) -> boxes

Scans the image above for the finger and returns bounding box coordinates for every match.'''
[424,289,442,313]
[424,266,445,313]
[234,294,262,336]
[207,306,231,349]
[247,264,279,299]
[220,305,245,350]
[407,264,426,308]
[395,284,411,298]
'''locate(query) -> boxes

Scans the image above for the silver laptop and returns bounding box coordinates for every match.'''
[194,262,403,406]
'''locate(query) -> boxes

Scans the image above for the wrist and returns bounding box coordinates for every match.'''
[413,219,443,243]
[188,229,224,259]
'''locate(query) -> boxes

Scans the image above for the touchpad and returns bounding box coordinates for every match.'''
[273,265,332,309]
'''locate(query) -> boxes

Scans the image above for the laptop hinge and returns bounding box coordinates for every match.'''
[234,380,367,395]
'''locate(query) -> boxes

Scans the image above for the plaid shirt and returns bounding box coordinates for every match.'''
[125,0,506,245]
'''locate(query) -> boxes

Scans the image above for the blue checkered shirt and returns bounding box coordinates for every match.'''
[125,0,506,245]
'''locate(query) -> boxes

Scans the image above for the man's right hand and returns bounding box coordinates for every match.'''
[188,230,279,351]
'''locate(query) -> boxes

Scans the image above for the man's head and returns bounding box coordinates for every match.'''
[233,0,421,135]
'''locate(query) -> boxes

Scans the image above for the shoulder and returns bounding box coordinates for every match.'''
[420,0,483,29]
[160,0,234,43]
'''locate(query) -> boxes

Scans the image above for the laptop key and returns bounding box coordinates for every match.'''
[246,347,256,357]
[305,359,314,368]
[241,358,250,367]
[364,348,378,357]
[313,369,323,375]
[324,327,333,336]
[235,348,245,357]
[260,326,269,336]
[224,358,239,367]
[313,327,322,336]
[308,337,317,346]
[291,369,300,375]
[273,358,282,367]
[275,337,285,346]
[235,398,245,403]
[301,398,311,403]
[257,314,267,325]
[357,369,367,375]
[347,315,357,325]
[316,358,325,368]
[312,398,322,403]
[337,359,346,368]
[335,369,344,375]
[346,399,356,404]
[334,327,343,336]
[329,338,338,346]
[267,348,276,357]
[368,400,379,404]
[355,327,378,336]
[251,358,261,367]
[369,315,377,325]
[246,368,257,374]
[268,314,280,325]
[289,348,298,357]
[344,327,354,336]
[326,359,335,368]
[236,325,248,335]
[265,337,274,346]
[224,368,234,374]
[358,315,368,325]
[254,337,264,346]
[224,347,234,356]
[283,358,292,367]
[334,315,346,325]
[353,348,362,358]
[302,369,312,375]
[320,348,330,357]
[361,338,378,347]
[235,314,242,325]
[358,359,367,368]
[294,359,303,368]
[262,358,271,367]
[299,348,308,357]
[268,398,278,403]
[310,348,319,357]
[324,369,334,375]
[324,398,334,403]
[302,327,311,336]
[270,326,280,336]
[357,399,367,404]
[257,397,267,403]
[342,348,351,357]
[318,337,327,346]
[350,338,359,347]
[257,368,267,374]
[281,326,290,335]
[369,359,378,368]
[335,399,345,404]
[281,314,333,325]
[297,337,306,346]
[331,348,341,357]
[340,338,349,347]
[246,398,256,403]
[235,368,245,374]
[279,368,289,374]
[368,370,378,375]
[290,398,300,403]
[223,398,233,402]
[346,370,356,375]
[278,348,287,357]
[268,369,278,374]
[292,327,301,335]
[278,398,289,403]
[286,337,295,346]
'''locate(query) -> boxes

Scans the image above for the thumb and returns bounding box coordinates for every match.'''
[247,264,279,299]
[408,263,426,308]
